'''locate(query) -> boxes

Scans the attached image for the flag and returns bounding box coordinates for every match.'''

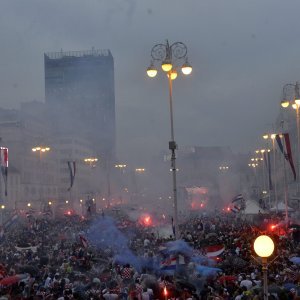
[79,234,88,248]
[67,161,76,191]
[171,217,175,236]
[15,245,38,253]
[42,210,53,217]
[26,209,36,218]
[160,255,185,271]
[231,206,241,213]
[204,244,225,257]
[0,148,8,196]
[276,133,296,180]
[264,151,273,190]
[232,194,243,203]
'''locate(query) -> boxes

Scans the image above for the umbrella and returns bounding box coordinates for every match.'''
[19,265,39,276]
[268,284,282,294]
[218,275,237,284]
[206,233,217,239]
[0,274,28,286]
[283,283,296,291]
[289,224,300,230]
[289,257,300,265]
[175,279,196,291]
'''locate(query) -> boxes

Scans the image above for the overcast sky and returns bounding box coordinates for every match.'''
[1,0,300,165]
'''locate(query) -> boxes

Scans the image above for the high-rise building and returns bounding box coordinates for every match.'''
[44,49,116,160]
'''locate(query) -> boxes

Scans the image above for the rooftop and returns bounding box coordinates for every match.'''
[45,48,111,60]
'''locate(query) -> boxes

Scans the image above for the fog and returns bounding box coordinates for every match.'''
[1,0,300,209]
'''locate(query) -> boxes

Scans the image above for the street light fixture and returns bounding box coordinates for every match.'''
[146,63,158,78]
[84,157,98,168]
[253,235,275,300]
[147,40,192,240]
[32,145,50,210]
[262,133,278,210]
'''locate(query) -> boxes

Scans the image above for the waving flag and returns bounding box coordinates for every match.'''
[276,133,296,180]
[79,234,88,248]
[0,148,8,196]
[232,194,243,203]
[264,151,273,190]
[67,161,76,191]
[204,245,225,257]
[231,206,241,213]
[160,255,185,272]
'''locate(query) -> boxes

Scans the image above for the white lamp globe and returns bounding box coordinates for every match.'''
[254,235,274,258]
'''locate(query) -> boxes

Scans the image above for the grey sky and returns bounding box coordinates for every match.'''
[1,0,300,165]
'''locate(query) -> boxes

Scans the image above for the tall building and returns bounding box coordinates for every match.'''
[44,49,116,160]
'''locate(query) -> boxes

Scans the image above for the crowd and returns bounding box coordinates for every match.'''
[0,208,298,300]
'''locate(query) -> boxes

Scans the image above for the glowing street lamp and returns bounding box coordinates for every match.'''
[253,235,275,300]
[84,157,98,168]
[32,145,50,209]
[147,40,192,240]
[262,133,278,210]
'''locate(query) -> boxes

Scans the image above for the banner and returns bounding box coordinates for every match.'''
[276,133,296,180]
[232,194,243,203]
[264,151,273,190]
[67,161,76,191]
[0,148,8,196]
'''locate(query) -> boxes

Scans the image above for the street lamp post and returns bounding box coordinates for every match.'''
[147,40,192,239]
[263,134,278,211]
[281,82,300,196]
[32,146,50,210]
[0,205,5,226]
[253,235,275,300]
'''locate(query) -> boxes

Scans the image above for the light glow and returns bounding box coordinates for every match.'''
[281,100,290,108]
[181,63,192,75]
[147,66,158,78]
[254,235,274,258]
[167,70,178,80]
[161,60,172,72]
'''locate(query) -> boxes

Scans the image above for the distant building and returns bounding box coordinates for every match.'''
[44,49,116,160]
[0,103,104,211]
[0,105,58,209]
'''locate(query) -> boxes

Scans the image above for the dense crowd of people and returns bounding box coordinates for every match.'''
[0,208,298,300]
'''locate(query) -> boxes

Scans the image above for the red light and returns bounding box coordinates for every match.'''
[139,214,152,227]
[227,207,230,212]
[270,224,276,231]
[200,203,204,208]
[164,286,168,296]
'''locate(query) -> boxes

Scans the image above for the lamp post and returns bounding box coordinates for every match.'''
[32,146,50,210]
[0,205,5,226]
[147,40,192,239]
[263,134,278,211]
[281,82,300,196]
[115,164,127,204]
[253,235,275,300]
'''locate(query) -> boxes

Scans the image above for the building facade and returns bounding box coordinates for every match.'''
[44,49,116,160]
